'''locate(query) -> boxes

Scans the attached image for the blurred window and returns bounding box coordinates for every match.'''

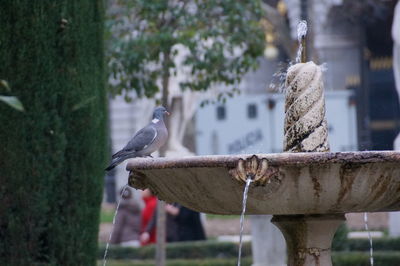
[247,104,257,119]
[216,106,226,120]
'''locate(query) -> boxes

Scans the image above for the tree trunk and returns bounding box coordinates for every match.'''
[0,1,106,265]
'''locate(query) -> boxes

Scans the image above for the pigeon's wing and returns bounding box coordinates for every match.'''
[112,125,157,158]
[123,125,157,152]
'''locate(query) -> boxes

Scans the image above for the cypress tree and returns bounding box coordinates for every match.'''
[0,1,106,265]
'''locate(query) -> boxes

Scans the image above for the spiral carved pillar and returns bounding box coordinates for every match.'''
[283,62,330,152]
[275,62,340,266]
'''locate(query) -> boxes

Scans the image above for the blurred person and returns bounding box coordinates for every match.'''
[140,189,157,245]
[165,203,180,242]
[140,203,180,243]
[110,187,141,247]
[167,204,206,242]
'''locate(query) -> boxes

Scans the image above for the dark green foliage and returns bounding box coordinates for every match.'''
[99,239,400,265]
[106,0,265,101]
[332,223,350,251]
[100,258,253,266]
[100,254,400,266]
[98,241,252,260]
[331,224,400,252]
[0,1,106,265]
[100,252,400,266]
[330,222,400,252]
[341,237,400,251]
[332,252,400,266]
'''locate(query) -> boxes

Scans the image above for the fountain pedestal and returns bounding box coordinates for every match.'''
[272,214,344,266]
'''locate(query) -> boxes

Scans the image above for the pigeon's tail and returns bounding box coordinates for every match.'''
[105,153,135,171]
[111,149,125,159]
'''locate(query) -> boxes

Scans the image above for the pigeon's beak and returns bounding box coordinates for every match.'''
[165,111,170,116]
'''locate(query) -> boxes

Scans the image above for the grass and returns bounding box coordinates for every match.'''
[100,207,115,223]
[206,214,239,219]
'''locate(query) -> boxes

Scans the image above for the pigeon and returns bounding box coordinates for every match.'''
[105,106,170,171]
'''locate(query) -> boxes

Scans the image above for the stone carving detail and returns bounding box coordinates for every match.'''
[128,170,147,190]
[284,62,330,152]
[229,155,278,186]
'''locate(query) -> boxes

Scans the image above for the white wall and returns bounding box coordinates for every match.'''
[195,90,357,155]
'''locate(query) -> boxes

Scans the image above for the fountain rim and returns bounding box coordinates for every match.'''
[126,150,400,171]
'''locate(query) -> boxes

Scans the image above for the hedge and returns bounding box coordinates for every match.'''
[345,238,400,251]
[0,1,106,265]
[332,224,400,251]
[332,252,400,266]
[99,258,253,266]
[99,241,400,265]
[99,252,400,266]
[99,241,252,260]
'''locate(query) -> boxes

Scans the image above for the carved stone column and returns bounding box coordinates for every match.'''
[284,61,329,152]
[272,214,345,266]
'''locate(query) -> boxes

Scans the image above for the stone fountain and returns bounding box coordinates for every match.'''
[127,151,400,264]
[125,60,400,265]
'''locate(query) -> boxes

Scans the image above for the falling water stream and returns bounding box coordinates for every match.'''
[364,212,374,266]
[237,177,253,266]
[102,184,129,266]
[295,20,307,64]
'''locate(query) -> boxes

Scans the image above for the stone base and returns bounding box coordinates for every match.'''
[272,214,345,266]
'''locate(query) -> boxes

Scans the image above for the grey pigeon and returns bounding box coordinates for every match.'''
[105,106,170,171]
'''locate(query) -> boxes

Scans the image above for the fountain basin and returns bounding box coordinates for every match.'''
[127,151,400,215]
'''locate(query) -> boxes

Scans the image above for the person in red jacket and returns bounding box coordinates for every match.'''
[140,189,157,245]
